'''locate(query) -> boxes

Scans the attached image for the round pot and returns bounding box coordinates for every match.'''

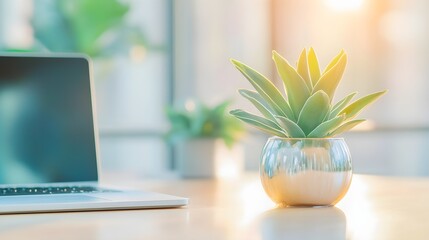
[260,137,352,207]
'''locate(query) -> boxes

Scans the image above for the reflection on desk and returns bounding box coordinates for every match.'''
[260,207,346,240]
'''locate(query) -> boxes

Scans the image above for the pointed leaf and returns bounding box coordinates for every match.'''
[307,114,346,138]
[297,48,312,89]
[328,119,366,137]
[272,51,311,118]
[230,109,287,137]
[239,89,276,121]
[308,47,321,87]
[323,50,345,74]
[328,92,357,119]
[231,59,295,120]
[297,90,330,134]
[340,90,387,120]
[313,53,347,102]
[275,116,306,138]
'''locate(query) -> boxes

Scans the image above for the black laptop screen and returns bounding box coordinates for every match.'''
[0,55,98,184]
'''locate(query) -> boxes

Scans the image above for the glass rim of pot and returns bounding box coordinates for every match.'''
[268,136,345,141]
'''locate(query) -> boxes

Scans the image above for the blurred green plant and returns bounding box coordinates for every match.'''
[33,0,128,56]
[26,0,159,57]
[230,48,387,138]
[166,101,245,148]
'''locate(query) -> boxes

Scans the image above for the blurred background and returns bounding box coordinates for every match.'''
[0,0,428,179]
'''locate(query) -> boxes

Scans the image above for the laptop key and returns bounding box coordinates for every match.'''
[0,186,118,196]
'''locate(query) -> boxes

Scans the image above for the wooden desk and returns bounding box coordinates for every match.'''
[0,174,428,240]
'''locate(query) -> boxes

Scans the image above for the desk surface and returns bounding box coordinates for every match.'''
[0,174,428,240]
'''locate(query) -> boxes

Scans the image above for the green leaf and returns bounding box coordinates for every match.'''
[313,53,347,102]
[322,50,345,74]
[297,49,312,89]
[230,109,287,137]
[328,92,357,119]
[328,119,366,136]
[239,89,276,121]
[59,0,129,56]
[221,115,245,148]
[297,90,330,134]
[307,114,346,138]
[166,100,245,147]
[275,116,306,138]
[308,47,321,87]
[208,100,232,137]
[272,51,311,118]
[166,107,190,129]
[190,103,210,136]
[165,107,192,144]
[340,90,387,120]
[231,59,295,120]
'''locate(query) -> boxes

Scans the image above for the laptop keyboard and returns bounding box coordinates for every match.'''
[0,186,118,196]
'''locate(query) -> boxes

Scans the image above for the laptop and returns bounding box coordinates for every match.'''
[0,53,188,214]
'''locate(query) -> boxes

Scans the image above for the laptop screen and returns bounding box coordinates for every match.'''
[0,55,98,184]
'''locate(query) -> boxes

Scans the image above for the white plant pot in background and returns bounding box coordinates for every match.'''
[176,138,244,179]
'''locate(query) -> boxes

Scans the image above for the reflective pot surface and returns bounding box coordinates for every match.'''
[260,137,352,206]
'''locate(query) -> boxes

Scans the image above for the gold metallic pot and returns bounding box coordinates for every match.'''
[260,137,352,207]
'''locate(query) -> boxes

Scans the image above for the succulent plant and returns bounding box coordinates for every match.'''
[230,48,387,138]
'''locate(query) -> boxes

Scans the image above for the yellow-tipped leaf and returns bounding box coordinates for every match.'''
[313,53,347,102]
[340,90,387,120]
[328,92,358,119]
[323,49,345,74]
[308,47,321,87]
[231,59,295,120]
[273,51,311,118]
[328,119,366,136]
[297,48,312,89]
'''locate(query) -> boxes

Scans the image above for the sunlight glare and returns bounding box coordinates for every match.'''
[239,180,275,226]
[325,0,363,11]
[337,177,378,240]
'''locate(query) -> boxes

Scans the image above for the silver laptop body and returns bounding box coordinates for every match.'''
[0,53,187,214]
